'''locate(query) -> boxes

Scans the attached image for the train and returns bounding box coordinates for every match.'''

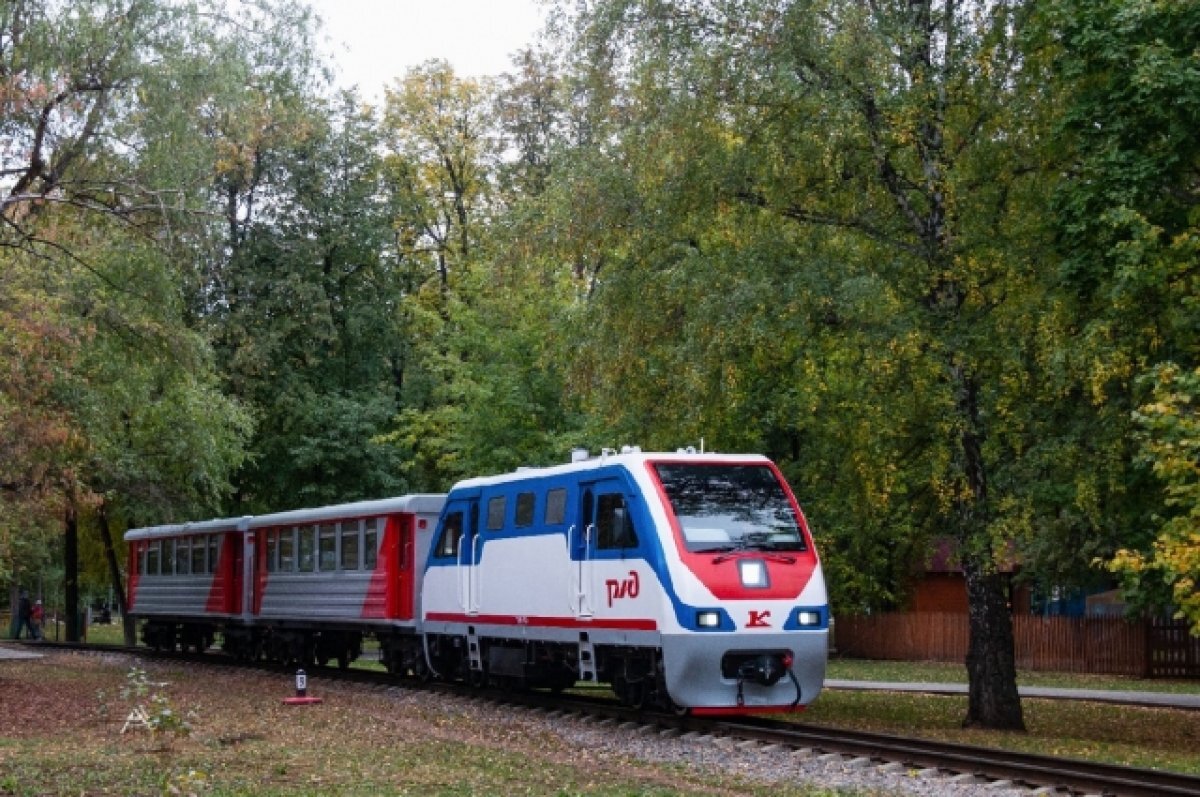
[125,447,829,714]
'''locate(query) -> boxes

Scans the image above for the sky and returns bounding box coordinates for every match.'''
[304,0,549,100]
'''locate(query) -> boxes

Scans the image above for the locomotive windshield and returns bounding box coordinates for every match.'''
[653,463,807,553]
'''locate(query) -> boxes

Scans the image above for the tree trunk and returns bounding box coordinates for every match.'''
[954,363,1025,730]
[97,502,136,645]
[64,503,80,642]
[963,562,1025,729]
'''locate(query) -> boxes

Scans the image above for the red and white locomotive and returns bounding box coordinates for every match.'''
[125,448,829,714]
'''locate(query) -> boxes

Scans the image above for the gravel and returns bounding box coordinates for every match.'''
[379,687,1049,797]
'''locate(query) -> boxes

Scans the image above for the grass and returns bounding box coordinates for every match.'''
[48,625,1200,779]
[827,656,1200,694]
[0,652,880,797]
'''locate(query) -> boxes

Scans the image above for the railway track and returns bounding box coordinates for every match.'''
[18,642,1200,796]
[496,689,1200,797]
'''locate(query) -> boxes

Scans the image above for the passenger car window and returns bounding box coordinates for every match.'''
[299,526,316,572]
[319,524,337,571]
[279,528,296,572]
[364,519,379,569]
[341,521,360,570]
[175,538,190,575]
[191,535,206,574]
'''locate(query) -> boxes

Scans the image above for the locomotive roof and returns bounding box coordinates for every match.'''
[124,494,446,541]
[448,450,772,492]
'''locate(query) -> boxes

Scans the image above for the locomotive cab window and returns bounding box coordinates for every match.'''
[436,511,464,558]
[208,535,219,573]
[146,541,160,575]
[597,494,638,550]
[654,463,807,553]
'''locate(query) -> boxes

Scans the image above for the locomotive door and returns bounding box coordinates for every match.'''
[571,479,627,618]
[458,499,481,615]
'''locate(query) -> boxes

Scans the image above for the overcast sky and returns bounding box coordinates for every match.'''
[304,0,549,100]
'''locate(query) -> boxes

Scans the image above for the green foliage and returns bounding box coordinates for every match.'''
[1110,364,1200,632]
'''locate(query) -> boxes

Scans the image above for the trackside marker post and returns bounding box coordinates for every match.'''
[283,668,323,705]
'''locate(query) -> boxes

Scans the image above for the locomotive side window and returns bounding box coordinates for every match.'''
[486,496,506,531]
[364,518,379,569]
[299,526,316,572]
[437,511,464,557]
[515,492,535,527]
[319,523,337,571]
[597,494,638,550]
[208,535,219,573]
[191,535,206,574]
[279,528,296,572]
[341,521,360,570]
[146,541,160,575]
[545,488,566,525]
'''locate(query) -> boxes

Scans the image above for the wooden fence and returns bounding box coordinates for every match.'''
[833,612,1199,678]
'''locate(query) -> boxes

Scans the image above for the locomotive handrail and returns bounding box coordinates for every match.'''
[456,532,468,611]
[470,530,483,614]
[578,523,595,617]
[566,524,578,611]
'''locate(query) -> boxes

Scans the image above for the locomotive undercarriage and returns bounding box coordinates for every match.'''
[421,633,676,710]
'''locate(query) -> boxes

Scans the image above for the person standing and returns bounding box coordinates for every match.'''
[15,590,34,640]
[30,599,44,640]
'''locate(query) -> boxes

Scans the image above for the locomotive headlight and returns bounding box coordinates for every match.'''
[696,610,722,628]
[739,559,769,588]
[796,610,821,626]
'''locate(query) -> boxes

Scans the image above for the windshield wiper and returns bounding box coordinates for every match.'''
[711,550,796,565]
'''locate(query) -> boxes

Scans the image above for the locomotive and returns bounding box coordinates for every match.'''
[125,448,829,714]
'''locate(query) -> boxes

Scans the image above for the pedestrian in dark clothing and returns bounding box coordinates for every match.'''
[16,590,35,640]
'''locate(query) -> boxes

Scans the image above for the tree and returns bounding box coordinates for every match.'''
[549,0,1057,729]
[1039,0,1200,626]
[212,93,415,509]
[1,0,320,634]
